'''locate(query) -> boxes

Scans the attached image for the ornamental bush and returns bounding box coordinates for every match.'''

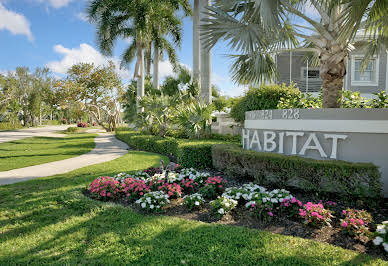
[212,144,382,198]
[199,176,227,199]
[230,83,301,123]
[177,144,213,168]
[77,122,88,128]
[88,176,120,200]
[183,193,205,210]
[158,183,182,198]
[135,191,170,212]
[373,221,388,254]
[299,202,334,227]
[120,177,150,201]
[340,208,373,243]
[210,196,238,218]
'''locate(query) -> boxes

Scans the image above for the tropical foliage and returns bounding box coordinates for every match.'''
[201,0,388,108]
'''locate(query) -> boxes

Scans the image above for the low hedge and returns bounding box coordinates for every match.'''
[212,144,382,198]
[0,122,22,130]
[115,129,232,169]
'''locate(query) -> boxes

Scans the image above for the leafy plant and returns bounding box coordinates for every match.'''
[299,202,334,227]
[373,221,388,254]
[183,193,205,210]
[135,191,170,213]
[340,208,373,243]
[210,196,238,218]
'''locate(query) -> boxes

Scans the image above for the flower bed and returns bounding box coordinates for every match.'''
[85,167,388,259]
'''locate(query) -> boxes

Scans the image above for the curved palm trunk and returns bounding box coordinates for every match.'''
[193,0,200,84]
[320,50,346,108]
[153,44,160,89]
[137,40,145,113]
[199,0,212,104]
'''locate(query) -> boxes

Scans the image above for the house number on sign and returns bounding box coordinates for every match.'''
[282,109,300,119]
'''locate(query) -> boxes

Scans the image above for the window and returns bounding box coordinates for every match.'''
[351,56,379,86]
[301,67,320,80]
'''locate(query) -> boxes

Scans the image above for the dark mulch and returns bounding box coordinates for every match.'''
[82,169,388,260]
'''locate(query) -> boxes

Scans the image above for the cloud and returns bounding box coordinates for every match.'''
[76,12,89,22]
[36,0,74,9]
[46,43,132,79]
[0,3,33,41]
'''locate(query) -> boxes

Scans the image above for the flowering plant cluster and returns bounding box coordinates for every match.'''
[120,177,150,200]
[222,187,251,203]
[210,196,238,218]
[199,176,226,199]
[89,176,120,200]
[77,122,88,128]
[299,202,334,227]
[180,178,200,194]
[183,193,205,210]
[158,182,182,198]
[373,221,388,253]
[340,208,372,242]
[280,197,303,218]
[177,168,210,185]
[135,191,169,212]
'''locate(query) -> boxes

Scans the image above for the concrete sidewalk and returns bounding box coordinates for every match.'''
[0,133,128,185]
[0,125,72,143]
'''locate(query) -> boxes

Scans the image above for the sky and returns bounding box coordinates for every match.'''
[0,0,249,97]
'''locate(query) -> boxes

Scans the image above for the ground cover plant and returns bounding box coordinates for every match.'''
[1,151,387,264]
[85,165,388,260]
[0,133,96,171]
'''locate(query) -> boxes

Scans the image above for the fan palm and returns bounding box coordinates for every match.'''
[201,0,388,108]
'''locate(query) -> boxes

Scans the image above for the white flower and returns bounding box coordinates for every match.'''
[271,198,278,203]
[218,208,225,214]
[150,204,154,209]
[377,228,387,234]
[382,221,388,225]
[382,242,388,253]
[225,202,230,208]
[141,203,146,208]
[157,205,160,208]
[377,225,385,230]
[373,236,384,246]
[195,201,200,206]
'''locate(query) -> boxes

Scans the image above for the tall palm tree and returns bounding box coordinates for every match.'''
[201,0,387,108]
[199,0,212,104]
[87,0,190,111]
[192,0,200,84]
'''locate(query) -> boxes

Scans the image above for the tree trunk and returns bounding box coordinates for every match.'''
[153,44,160,89]
[137,40,145,113]
[320,51,346,108]
[193,0,200,85]
[199,0,212,104]
[146,42,152,76]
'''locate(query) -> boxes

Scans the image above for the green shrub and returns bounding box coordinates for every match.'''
[42,120,61,126]
[212,144,382,198]
[0,121,22,130]
[178,144,214,168]
[116,129,235,168]
[230,83,301,122]
[65,127,79,133]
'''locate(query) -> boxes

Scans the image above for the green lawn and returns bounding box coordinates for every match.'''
[0,151,386,265]
[0,134,96,171]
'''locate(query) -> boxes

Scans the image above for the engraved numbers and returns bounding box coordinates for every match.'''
[282,109,300,119]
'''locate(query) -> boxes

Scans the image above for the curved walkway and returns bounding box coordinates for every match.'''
[0,133,128,185]
[0,125,71,143]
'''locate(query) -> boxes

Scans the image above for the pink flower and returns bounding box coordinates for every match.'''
[357,219,364,225]
[342,210,346,215]
[350,218,356,224]
[311,212,318,217]
[268,212,273,217]
[341,221,348,227]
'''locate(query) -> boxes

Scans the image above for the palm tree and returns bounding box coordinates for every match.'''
[201,0,387,108]
[87,0,190,111]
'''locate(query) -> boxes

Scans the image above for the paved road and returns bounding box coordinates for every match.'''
[0,125,71,143]
[0,133,129,185]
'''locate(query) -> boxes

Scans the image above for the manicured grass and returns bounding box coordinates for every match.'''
[0,134,96,171]
[0,151,386,265]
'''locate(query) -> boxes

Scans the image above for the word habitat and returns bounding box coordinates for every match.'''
[242,129,348,159]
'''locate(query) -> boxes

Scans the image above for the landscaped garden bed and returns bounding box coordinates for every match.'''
[84,166,388,260]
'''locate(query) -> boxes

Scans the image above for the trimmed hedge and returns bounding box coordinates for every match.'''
[0,122,22,130]
[212,144,382,198]
[115,129,232,169]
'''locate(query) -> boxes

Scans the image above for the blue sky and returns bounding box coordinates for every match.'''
[0,0,247,96]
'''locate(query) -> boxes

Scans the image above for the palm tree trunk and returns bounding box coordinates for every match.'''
[137,40,145,113]
[199,0,212,104]
[153,43,160,89]
[146,41,152,76]
[193,0,200,84]
[320,51,346,108]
